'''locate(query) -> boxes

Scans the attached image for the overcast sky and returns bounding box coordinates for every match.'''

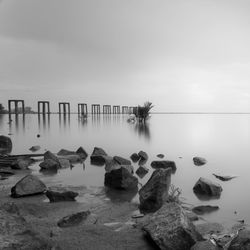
[0,0,250,112]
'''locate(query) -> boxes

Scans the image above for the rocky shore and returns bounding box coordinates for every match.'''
[0,135,248,250]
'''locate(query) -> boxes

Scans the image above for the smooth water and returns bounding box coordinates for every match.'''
[1,113,250,227]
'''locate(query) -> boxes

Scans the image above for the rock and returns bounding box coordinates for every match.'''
[0,202,51,249]
[59,154,81,163]
[135,165,149,178]
[0,135,12,154]
[0,169,15,176]
[46,190,78,202]
[57,149,76,156]
[139,168,171,213]
[191,240,219,250]
[76,146,88,159]
[11,174,47,198]
[113,156,131,165]
[142,202,202,250]
[130,153,140,162]
[193,177,223,198]
[138,158,148,166]
[104,166,138,190]
[151,160,177,173]
[213,173,237,181]
[186,211,199,222]
[58,158,71,168]
[138,150,148,161]
[192,205,219,215]
[57,210,95,228]
[195,222,224,237]
[228,229,250,250]
[157,154,164,158]
[90,147,107,165]
[104,156,120,172]
[11,157,33,170]
[29,145,41,152]
[193,157,207,166]
[39,159,60,170]
[44,150,61,166]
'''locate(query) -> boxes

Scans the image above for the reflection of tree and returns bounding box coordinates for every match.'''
[0,103,7,114]
[134,122,150,140]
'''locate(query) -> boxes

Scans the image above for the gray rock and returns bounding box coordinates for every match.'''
[0,135,12,154]
[57,149,76,156]
[29,145,41,152]
[193,177,223,198]
[58,158,71,168]
[39,159,60,170]
[138,150,148,161]
[113,156,131,165]
[44,150,61,166]
[228,229,250,250]
[76,146,88,159]
[11,157,33,170]
[139,168,171,213]
[191,240,219,250]
[135,165,149,178]
[193,157,207,166]
[11,174,47,198]
[46,190,78,202]
[195,222,224,237]
[213,173,237,181]
[104,166,138,190]
[157,154,164,158]
[58,154,81,163]
[130,153,140,162]
[186,211,199,222]
[90,147,108,166]
[104,156,120,172]
[57,210,96,228]
[151,160,177,173]
[192,205,219,215]
[142,202,203,250]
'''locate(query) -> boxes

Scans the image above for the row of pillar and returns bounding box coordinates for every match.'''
[7,100,133,115]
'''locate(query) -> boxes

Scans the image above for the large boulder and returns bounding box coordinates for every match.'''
[0,135,12,154]
[39,159,60,170]
[113,156,131,165]
[11,157,33,170]
[228,229,250,250]
[193,177,223,198]
[104,166,138,190]
[11,175,47,198]
[0,202,51,249]
[130,153,140,162]
[151,160,177,173]
[90,147,107,166]
[46,190,78,202]
[193,157,207,166]
[142,202,202,250]
[139,168,171,213]
[76,146,88,159]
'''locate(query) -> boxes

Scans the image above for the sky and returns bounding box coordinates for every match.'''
[0,0,250,112]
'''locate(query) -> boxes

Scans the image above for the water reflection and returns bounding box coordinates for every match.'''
[59,114,70,128]
[91,114,101,127]
[78,115,88,127]
[112,114,120,124]
[134,122,150,140]
[104,186,138,202]
[8,114,25,133]
[38,114,50,130]
[103,114,111,125]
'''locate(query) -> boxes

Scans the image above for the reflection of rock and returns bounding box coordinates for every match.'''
[113,156,131,165]
[151,160,177,173]
[46,190,78,202]
[142,202,202,250]
[130,153,140,163]
[57,210,96,228]
[105,186,138,202]
[11,175,46,198]
[11,157,33,170]
[192,205,219,215]
[193,157,207,166]
[135,165,149,178]
[0,135,12,154]
[90,147,108,166]
[139,168,171,213]
[104,166,138,190]
[193,177,222,198]
[228,229,250,250]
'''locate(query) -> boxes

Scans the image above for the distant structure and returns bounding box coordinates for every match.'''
[8,100,25,114]
[113,105,120,114]
[38,101,50,114]
[129,106,135,114]
[122,106,129,114]
[91,104,101,114]
[78,103,88,115]
[59,102,70,114]
[103,105,111,114]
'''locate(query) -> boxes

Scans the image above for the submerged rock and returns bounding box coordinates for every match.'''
[104,166,138,190]
[139,168,171,213]
[138,150,148,161]
[58,158,71,168]
[228,229,250,250]
[193,177,223,198]
[192,205,219,215]
[130,153,140,162]
[90,147,108,165]
[57,149,76,156]
[39,159,60,170]
[142,202,202,250]
[11,174,46,198]
[191,240,219,250]
[135,165,149,178]
[213,173,237,181]
[44,150,61,166]
[113,156,131,165]
[29,145,41,152]
[76,146,88,159]
[151,160,177,173]
[0,135,12,154]
[46,190,78,202]
[193,157,207,166]
[11,157,33,170]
